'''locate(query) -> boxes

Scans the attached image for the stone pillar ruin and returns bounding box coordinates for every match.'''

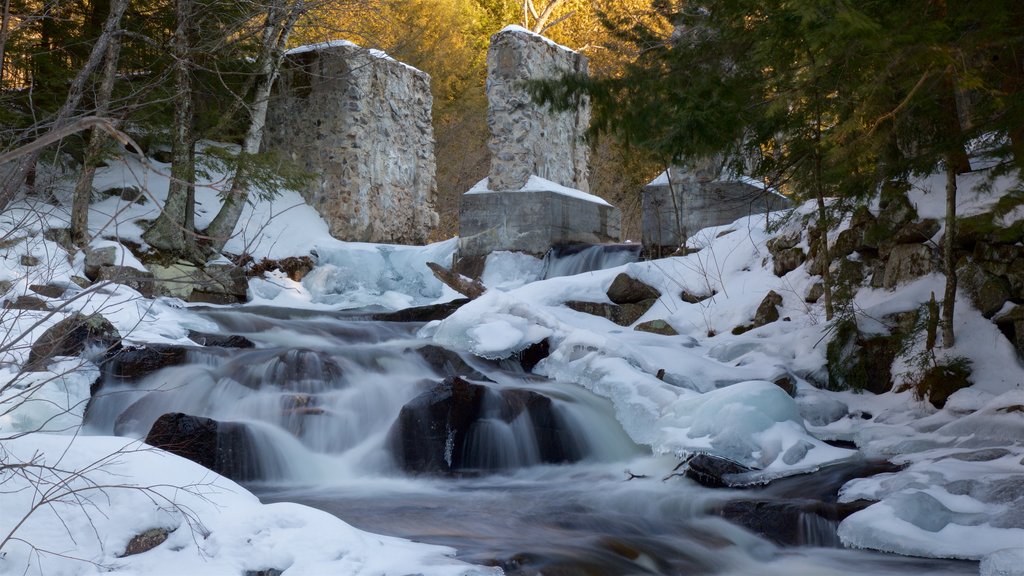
[486,27,590,192]
[264,41,438,244]
[458,27,620,274]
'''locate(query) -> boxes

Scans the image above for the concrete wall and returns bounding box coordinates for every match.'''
[486,28,590,192]
[459,191,620,259]
[643,166,791,254]
[264,42,437,244]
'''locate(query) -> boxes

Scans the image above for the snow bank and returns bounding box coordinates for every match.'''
[0,435,498,576]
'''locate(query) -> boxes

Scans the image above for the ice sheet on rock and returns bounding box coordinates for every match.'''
[481,251,545,290]
[432,290,556,359]
[303,239,459,310]
[0,434,499,576]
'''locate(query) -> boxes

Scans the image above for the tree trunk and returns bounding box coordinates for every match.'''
[941,156,957,347]
[142,0,199,260]
[0,0,129,211]
[0,0,12,86]
[204,1,305,255]
[71,18,123,246]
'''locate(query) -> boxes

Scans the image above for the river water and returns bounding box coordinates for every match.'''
[84,307,977,576]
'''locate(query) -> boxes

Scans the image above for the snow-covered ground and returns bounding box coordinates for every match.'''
[1,152,1022,573]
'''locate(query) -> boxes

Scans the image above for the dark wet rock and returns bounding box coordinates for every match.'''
[187,331,255,348]
[3,295,51,311]
[388,376,580,475]
[565,299,654,326]
[513,338,550,372]
[684,454,754,488]
[413,345,489,380]
[635,319,678,336]
[145,412,263,481]
[371,298,470,322]
[120,528,170,557]
[606,273,660,304]
[103,345,191,383]
[244,570,284,576]
[773,375,797,397]
[28,283,66,298]
[27,313,121,371]
[265,349,343,393]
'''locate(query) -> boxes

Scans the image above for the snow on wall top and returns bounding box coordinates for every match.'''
[497,24,577,53]
[467,175,611,207]
[285,39,425,75]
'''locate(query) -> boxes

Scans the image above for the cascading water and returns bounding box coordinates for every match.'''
[542,243,642,279]
[84,308,976,575]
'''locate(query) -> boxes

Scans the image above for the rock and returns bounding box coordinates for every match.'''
[680,290,714,304]
[42,227,73,251]
[84,246,118,280]
[825,319,899,394]
[882,243,935,289]
[565,299,654,326]
[959,261,1012,319]
[994,305,1024,360]
[145,412,263,481]
[28,283,65,298]
[766,230,801,252]
[371,298,470,322]
[606,273,660,304]
[102,345,191,383]
[245,570,285,576]
[831,227,863,260]
[149,262,247,303]
[805,282,824,303]
[100,186,146,204]
[387,377,580,474]
[3,295,51,311]
[247,255,316,282]
[684,454,754,488]
[635,319,678,336]
[914,359,973,409]
[19,254,39,267]
[892,218,940,244]
[187,331,255,348]
[97,265,155,297]
[773,375,797,397]
[732,291,783,335]
[772,247,805,277]
[27,313,121,371]
[121,527,169,557]
[513,338,550,372]
[413,345,489,380]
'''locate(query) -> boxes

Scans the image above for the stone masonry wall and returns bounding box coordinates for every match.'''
[487,28,590,192]
[264,42,437,244]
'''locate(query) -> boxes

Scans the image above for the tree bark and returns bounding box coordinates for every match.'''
[204,0,305,254]
[941,155,957,348]
[142,0,200,260]
[0,0,129,211]
[71,12,124,246]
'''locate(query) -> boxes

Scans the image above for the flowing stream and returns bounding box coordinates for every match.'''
[84,307,976,575]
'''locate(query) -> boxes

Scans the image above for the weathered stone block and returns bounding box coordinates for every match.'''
[486,28,589,192]
[458,190,620,259]
[265,42,437,244]
[642,166,790,254]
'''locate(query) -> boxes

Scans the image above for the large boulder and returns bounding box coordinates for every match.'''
[883,244,935,289]
[27,313,121,371]
[606,273,660,304]
[387,376,581,475]
[145,412,263,481]
[565,299,654,326]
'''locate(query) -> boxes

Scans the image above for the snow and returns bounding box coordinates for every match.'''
[0,434,497,576]
[981,548,1024,576]
[498,24,576,53]
[467,175,612,207]
[285,40,425,74]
